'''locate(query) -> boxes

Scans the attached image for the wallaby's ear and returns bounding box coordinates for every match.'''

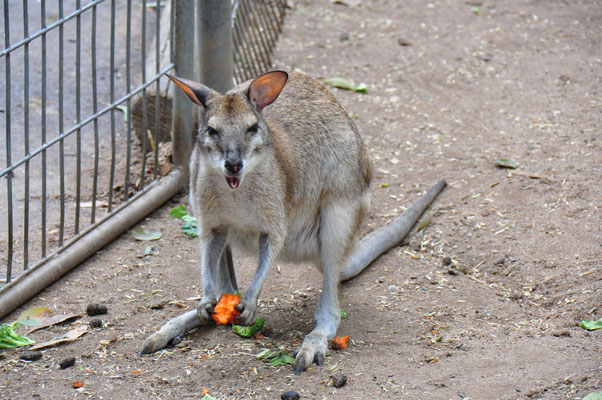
[166,74,216,108]
[247,70,288,112]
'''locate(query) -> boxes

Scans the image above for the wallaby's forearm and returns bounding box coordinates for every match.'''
[340,179,447,282]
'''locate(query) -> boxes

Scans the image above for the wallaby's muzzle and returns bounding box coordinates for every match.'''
[224,159,243,189]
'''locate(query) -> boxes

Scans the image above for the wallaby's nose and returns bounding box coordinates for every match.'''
[224,160,243,174]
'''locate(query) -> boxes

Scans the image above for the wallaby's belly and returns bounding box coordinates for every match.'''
[224,206,321,266]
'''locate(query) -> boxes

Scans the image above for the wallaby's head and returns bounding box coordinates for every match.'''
[167,71,288,189]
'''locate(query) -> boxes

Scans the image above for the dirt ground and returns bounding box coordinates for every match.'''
[1,0,600,399]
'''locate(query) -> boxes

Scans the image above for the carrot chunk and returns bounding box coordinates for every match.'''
[211,293,241,325]
[331,335,349,350]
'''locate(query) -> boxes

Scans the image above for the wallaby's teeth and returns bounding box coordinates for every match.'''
[226,177,240,189]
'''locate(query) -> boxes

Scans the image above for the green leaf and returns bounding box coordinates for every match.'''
[579,318,602,331]
[583,391,602,400]
[131,229,162,241]
[144,245,153,257]
[232,317,265,338]
[472,6,480,15]
[201,395,217,400]
[269,352,296,366]
[325,77,369,94]
[340,309,348,319]
[146,1,167,8]
[16,306,52,326]
[255,349,273,359]
[495,158,518,169]
[115,105,129,122]
[169,205,188,218]
[416,209,432,231]
[181,215,199,237]
[255,349,296,366]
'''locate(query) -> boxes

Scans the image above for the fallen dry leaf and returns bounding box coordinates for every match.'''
[29,326,88,350]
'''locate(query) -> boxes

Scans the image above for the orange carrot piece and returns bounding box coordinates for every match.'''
[331,335,349,350]
[211,293,241,325]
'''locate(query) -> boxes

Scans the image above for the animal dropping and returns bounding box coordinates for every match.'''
[141,70,447,373]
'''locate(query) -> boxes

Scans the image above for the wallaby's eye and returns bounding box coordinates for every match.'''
[247,124,259,135]
[207,127,219,137]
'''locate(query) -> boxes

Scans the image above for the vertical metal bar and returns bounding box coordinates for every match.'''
[257,0,278,48]
[140,0,148,189]
[232,13,257,80]
[108,0,116,211]
[91,3,99,223]
[247,0,273,68]
[23,0,30,270]
[234,2,260,79]
[58,0,65,247]
[266,0,283,32]
[276,0,286,26]
[171,0,195,169]
[239,0,269,73]
[75,0,82,233]
[153,3,161,180]
[124,0,132,200]
[198,0,233,94]
[41,0,47,258]
[4,0,14,282]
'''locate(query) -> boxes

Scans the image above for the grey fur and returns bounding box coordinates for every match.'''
[141,71,446,373]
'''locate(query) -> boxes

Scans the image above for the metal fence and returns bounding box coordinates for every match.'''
[0,0,285,319]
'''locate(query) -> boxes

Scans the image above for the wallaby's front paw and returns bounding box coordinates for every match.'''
[294,332,328,374]
[235,297,258,326]
[197,299,217,325]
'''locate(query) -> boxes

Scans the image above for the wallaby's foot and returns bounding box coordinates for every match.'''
[197,299,217,325]
[294,331,328,373]
[141,329,182,355]
[235,295,258,326]
[140,310,202,355]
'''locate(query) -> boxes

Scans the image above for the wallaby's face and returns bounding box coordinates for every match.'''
[199,94,269,189]
[167,71,288,190]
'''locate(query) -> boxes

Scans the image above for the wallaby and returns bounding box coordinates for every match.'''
[141,70,447,373]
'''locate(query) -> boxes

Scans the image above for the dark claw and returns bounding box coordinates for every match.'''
[140,343,152,356]
[295,356,306,374]
[292,349,299,358]
[314,352,324,366]
[171,335,182,346]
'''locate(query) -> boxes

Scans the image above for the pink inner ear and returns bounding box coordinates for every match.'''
[249,71,288,111]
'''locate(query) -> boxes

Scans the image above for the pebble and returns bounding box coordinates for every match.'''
[20,351,43,362]
[59,356,76,369]
[281,391,300,400]
[261,324,274,337]
[86,303,108,316]
[442,257,453,266]
[89,318,103,328]
[331,373,348,388]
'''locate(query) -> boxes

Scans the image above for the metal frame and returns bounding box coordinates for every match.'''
[0,0,286,320]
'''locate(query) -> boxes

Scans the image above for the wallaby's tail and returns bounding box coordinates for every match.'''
[341,179,447,282]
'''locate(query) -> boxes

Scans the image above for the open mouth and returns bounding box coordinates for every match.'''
[226,176,240,189]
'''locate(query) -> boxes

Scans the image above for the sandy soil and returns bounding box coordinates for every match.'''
[1,0,600,399]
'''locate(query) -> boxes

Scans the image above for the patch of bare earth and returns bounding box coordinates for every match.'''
[1,0,600,399]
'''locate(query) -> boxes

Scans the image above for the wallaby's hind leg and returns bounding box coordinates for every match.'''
[294,202,356,373]
[141,240,235,355]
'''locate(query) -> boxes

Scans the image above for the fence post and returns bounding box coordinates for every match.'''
[198,0,234,94]
[171,0,196,171]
